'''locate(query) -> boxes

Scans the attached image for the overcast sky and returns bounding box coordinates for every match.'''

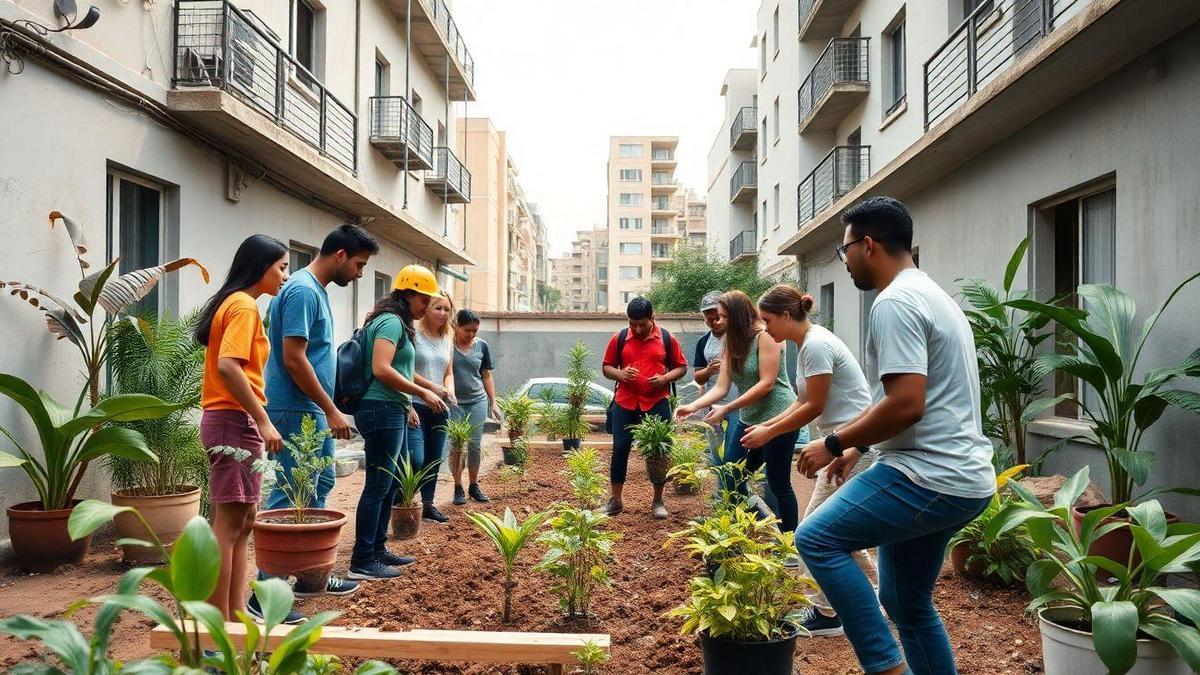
[452,0,760,255]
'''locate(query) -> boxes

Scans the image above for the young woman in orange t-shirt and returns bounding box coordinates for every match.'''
[194,234,289,619]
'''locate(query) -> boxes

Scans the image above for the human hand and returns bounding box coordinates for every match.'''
[421,389,447,413]
[674,404,696,420]
[797,438,834,479]
[706,357,722,375]
[647,373,668,387]
[445,389,458,407]
[703,405,728,426]
[490,402,502,421]
[824,447,862,485]
[260,421,284,454]
[327,409,353,440]
[618,366,639,383]
[408,408,420,428]
[740,423,774,450]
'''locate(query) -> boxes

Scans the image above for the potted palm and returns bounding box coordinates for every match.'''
[946,465,1037,583]
[443,416,476,472]
[667,508,813,674]
[563,341,596,452]
[466,507,551,624]
[630,415,674,485]
[105,314,208,563]
[1008,273,1200,561]
[558,407,590,454]
[0,374,179,571]
[388,454,440,539]
[986,466,1200,674]
[497,392,535,444]
[667,432,707,496]
[252,416,347,593]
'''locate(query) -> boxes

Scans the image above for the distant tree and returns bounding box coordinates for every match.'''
[646,247,790,313]
[537,281,563,312]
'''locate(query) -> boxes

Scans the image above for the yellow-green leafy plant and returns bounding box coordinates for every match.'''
[666,431,708,494]
[497,392,536,440]
[466,507,551,624]
[570,638,611,674]
[442,417,476,461]
[564,447,605,509]
[536,506,620,621]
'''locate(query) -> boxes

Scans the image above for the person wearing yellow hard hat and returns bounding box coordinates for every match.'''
[349,264,448,581]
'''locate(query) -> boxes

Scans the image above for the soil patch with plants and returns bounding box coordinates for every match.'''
[0,434,1045,673]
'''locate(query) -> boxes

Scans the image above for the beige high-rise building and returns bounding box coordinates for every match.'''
[456,117,549,311]
[675,188,709,253]
[606,136,682,311]
[550,226,608,312]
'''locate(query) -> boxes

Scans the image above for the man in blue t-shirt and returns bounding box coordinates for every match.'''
[250,223,378,622]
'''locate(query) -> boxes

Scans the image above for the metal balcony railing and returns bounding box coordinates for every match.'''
[729,229,757,260]
[651,197,671,210]
[798,37,870,125]
[173,0,357,171]
[650,223,673,235]
[730,161,757,202]
[430,0,475,85]
[424,146,471,203]
[729,106,757,150]
[651,174,676,186]
[652,149,675,161]
[924,0,1085,129]
[367,96,434,170]
[797,145,871,224]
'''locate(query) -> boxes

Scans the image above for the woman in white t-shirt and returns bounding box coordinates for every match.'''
[740,283,877,637]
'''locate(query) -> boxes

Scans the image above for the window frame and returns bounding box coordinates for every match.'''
[618,217,644,230]
[618,143,644,158]
[619,168,643,182]
[618,265,643,280]
[885,18,907,113]
[106,170,167,315]
[618,241,644,255]
[619,192,644,207]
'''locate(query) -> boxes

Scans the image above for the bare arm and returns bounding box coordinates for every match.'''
[217,357,282,452]
[283,337,353,438]
[740,373,831,449]
[442,345,456,404]
[693,357,721,387]
[677,358,732,415]
[372,338,446,412]
[722,333,782,413]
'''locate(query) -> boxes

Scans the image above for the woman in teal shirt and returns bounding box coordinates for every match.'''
[349,265,446,581]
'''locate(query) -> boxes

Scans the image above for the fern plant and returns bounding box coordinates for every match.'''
[535,506,620,621]
[466,508,551,624]
[497,392,536,437]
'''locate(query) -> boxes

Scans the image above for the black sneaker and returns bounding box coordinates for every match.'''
[422,503,450,524]
[796,607,844,637]
[453,485,467,505]
[468,483,490,503]
[246,594,306,625]
[377,550,416,567]
[294,575,360,598]
[347,561,402,581]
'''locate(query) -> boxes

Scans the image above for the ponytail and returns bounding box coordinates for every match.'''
[757,284,815,323]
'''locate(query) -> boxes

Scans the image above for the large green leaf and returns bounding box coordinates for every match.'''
[1031,353,1106,393]
[1132,394,1169,432]
[1020,394,1077,426]
[266,610,340,673]
[76,427,155,464]
[1140,615,1200,673]
[170,517,220,602]
[0,451,26,467]
[1148,588,1200,626]
[180,601,239,673]
[1127,501,1167,540]
[1111,448,1154,487]
[1157,389,1200,414]
[68,499,135,541]
[1054,467,1092,510]
[251,577,296,636]
[0,616,91,674]
[1091,600,1139,675]
[77,259,120,316]
[1077,285,1137,363]
[1006,298,1123,384]
[1003,237,1030,293]
[58,394,181,439]
[0,374,58,452]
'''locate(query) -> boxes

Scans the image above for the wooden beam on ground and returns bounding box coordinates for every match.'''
[149,624,609,666]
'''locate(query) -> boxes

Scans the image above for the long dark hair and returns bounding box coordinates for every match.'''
[758,284,815,322]
[719,290,762,375]
[365,288,419,343]
[195,234,287,345]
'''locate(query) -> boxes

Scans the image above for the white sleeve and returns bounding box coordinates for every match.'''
[870,298,929,378]
[800,338,834,377]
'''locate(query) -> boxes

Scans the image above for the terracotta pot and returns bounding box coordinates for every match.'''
[507,428,524,443]
[390,504,422,540]
[948,543,986,578]
[253,508,346,592]
[645,455,672,486]
[673,481,700,496]
[7,501,92,573]
[1071,504,1180,567]
[111,486,202,564]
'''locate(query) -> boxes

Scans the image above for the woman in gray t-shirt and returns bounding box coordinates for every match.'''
[448,309,500,506]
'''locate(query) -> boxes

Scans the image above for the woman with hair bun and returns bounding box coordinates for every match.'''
[743,283,877,637]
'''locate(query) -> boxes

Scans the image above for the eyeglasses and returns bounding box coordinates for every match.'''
[835,237,866,263]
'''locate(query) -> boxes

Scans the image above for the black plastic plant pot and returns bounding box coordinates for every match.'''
[698,623,799,675]
[502,447,519,466]
[561,438,582,453]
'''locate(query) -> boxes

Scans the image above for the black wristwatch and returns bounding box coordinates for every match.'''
[824,433,845,458]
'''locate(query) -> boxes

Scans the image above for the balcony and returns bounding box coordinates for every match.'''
[380,0,475,100]
[650,224,680,238]
[173,0,356,171]
[729,229,758,263]
[651,244,673,261]
[730,161,757,203]
[650,173,677,193]
[650,149,677,168]
[729,106,757,150]
[424,147,471,204]
[650,197,675,214]
[368,97,434,170]
[797,146,870,224]
[798,38,869,134]
[798,0,862,42]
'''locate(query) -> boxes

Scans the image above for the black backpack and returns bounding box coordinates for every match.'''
[604,327,677,433]
[334,317,407,414]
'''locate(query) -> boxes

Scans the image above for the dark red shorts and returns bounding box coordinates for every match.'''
[201,409,264,504]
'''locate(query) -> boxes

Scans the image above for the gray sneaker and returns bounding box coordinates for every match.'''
[600,498,624,517]
[651,501,669,519]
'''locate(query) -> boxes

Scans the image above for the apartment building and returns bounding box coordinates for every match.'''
[550,226,608,312]
[0,0,477,528]
[707,69,760,263]
[455,117,549,311]
[606,135,683,311]
[674,188,710,255]
[711,0,1200,517]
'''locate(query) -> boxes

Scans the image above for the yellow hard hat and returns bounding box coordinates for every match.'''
[393,264,440,296]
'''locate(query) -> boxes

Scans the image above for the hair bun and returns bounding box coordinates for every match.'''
[800,294,815,313]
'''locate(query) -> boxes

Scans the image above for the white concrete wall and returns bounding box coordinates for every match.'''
[706,68,757,260]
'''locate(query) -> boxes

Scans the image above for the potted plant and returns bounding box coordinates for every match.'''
[502,434,531,467]
[558,407,590,454]
[564,446,605,509]
[386,454,440,540]
[946,465,1037,583]
[986,466,1200,674]
[666,499,780,579]
[535,505,619,622]
[667,510,813,674]
[667,432,707,496]
[105,314,208,563]
[497,392,535,443]
[252,416,347,593]
[466,507,551,624]
[563,341,597,451]
[0,499,397,674]
[0,374,179,571]
[1009,273,1200,561]
[630,414,674,486]
[443,415,476,471]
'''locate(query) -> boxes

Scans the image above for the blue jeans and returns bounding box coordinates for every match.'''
[706,409,741,495]
[406,404,448,504]
[609,399,672,484]
[725,420,800,532]
[794,463,990,674]
[351,399,409,566]
[263,409,336,511]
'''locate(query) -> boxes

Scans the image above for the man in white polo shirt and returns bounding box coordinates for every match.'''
[793,197,994,675]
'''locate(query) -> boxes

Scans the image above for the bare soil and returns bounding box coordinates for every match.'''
[1,434,1044,674]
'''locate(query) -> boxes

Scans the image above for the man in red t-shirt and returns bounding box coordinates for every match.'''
[601,297,688,518]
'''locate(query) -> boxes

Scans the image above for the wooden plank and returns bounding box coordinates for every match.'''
[149,624,608,665]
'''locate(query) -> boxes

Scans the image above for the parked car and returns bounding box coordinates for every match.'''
[516,378,612,414]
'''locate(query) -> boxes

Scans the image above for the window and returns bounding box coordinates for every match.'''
[410,90,423,114]
[598,266,608,281]
[859,289,879,358]
[619,217,643,230]
[620,291,635,304]
[773,97,780,140]
[619,169,642,182]
[819,283,835,330]
[761,116,768,157]
[773,7,781,54]
[651,196,670,210]
[651,243,670,258]
[884,17,907,114]
[618,242,643,255]
[293,0,317,75]
[759,31,767,75]
[290,241,317,273]
[107,172,164,313]
[619,266,642,280]
[619,193,643,206]
[374,56,388,96]
[1036,184,1116,417]
[773,184,781,227]
[374,271,392,301]
[652,217,671,232]
[618,143,643,158]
